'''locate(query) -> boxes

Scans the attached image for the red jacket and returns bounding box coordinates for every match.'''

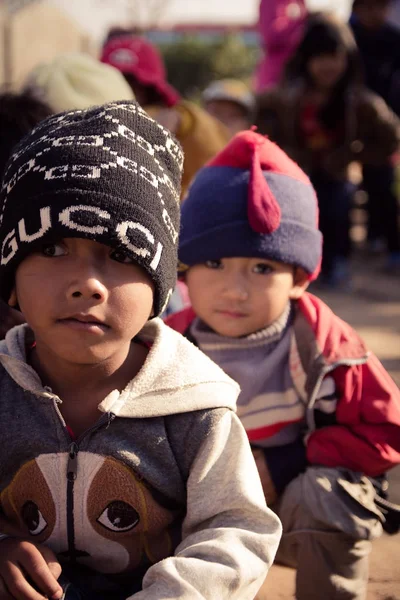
[166,292,400,476]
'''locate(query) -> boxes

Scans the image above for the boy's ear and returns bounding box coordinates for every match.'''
[289,268,310,300]
[8,288,17,307]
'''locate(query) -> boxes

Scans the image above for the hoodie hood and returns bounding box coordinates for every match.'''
[0,319,239,418]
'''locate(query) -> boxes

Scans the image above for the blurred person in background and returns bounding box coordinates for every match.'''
[255,0,308,92]
[350,0,400,270]
[202,79,255,138]
[23,52,135,113]
[101,34,229,199]
[0,91,52,339]
[255,12,399,287]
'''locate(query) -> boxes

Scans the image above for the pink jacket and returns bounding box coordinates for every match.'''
[166,292,400,476]
[255,0,307,92]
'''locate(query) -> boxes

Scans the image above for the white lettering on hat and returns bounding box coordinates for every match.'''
[18,207,51,242]
[158,171,179,203]
[117,124,135,143]
[116,156,138,174]
[162,208,178,244]
[44,165,68,180]
[150,242,163,270]
[1,230,18,265]
[1,205,165,270]
[116,221,163,270]
[136,136,155,157]
[59,205,111,235]
[52,136,75,147]
[18,158,36,180]
[72,165,101,179]
[139,166,158,189]
[53,135,104,147]
[5,172,18,195]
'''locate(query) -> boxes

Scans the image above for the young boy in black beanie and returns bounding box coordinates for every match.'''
[167,129,400,600]
[0,102,281,600]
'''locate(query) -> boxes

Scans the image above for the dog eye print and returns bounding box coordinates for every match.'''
[97,500,140,532]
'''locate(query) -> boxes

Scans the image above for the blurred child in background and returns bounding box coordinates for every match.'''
[24,52,135,113]
[255,0,307,92]
[202,79,255,138]
[255,13,399,286]
[101,35,229,198]
[350,0,400,268]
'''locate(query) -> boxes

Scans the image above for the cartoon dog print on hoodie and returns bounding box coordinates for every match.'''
[0,453,177,573]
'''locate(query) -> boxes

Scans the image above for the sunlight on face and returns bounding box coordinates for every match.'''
[11,238,154,366]
[186,257,309,338]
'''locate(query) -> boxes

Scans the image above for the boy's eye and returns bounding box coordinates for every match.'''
[253,263,273,275]
[42,243,66,257]
[205,259,223,270]
[110,249,134,264]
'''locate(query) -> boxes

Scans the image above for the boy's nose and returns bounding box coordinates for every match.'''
[223,277,249,301]
[67,269,108,303]
[69,279,107,302]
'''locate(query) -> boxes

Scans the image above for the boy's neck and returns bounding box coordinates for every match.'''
[29,340,147,403]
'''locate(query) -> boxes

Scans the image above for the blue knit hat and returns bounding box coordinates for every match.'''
[179,130,322,280]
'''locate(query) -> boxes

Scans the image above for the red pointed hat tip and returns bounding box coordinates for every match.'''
[208,131,282,233]
[208,129,267,169]
[248,141,281,234]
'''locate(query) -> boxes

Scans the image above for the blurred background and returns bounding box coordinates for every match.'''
[0,0,368,92]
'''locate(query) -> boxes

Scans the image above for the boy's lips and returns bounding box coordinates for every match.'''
[57,314,109,333]
[216,309,248,319]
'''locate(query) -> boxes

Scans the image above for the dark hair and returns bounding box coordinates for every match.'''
[284,12,363,129]
[0,91,52,178]
[104,26,143,44]
[352,0,391,9]
[122,74,165,107]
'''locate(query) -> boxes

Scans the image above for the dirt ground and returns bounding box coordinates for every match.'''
[257,250,400,600]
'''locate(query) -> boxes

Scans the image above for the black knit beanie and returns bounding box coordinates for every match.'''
[0,100,183,315]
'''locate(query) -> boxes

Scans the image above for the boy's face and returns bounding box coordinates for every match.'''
[205,100,250,137]
[10,238,154,366]
[308,51,347,90]
[353,0,391,30]
[185,257,309,338]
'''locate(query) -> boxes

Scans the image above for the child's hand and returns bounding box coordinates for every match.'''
[252,448,278,506]
[0,539,63,600]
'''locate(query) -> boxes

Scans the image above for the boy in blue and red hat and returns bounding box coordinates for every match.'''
[167,130,400,600]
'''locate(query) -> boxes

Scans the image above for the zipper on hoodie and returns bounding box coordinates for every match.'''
[306,354,370,432]
[49,393,115,562]
[66,441,79,563]
[64,414,115,562]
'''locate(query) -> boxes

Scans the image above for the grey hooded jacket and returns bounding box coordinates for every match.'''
[0,319,281,599]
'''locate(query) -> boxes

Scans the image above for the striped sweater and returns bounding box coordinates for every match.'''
[190,303,337,493]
